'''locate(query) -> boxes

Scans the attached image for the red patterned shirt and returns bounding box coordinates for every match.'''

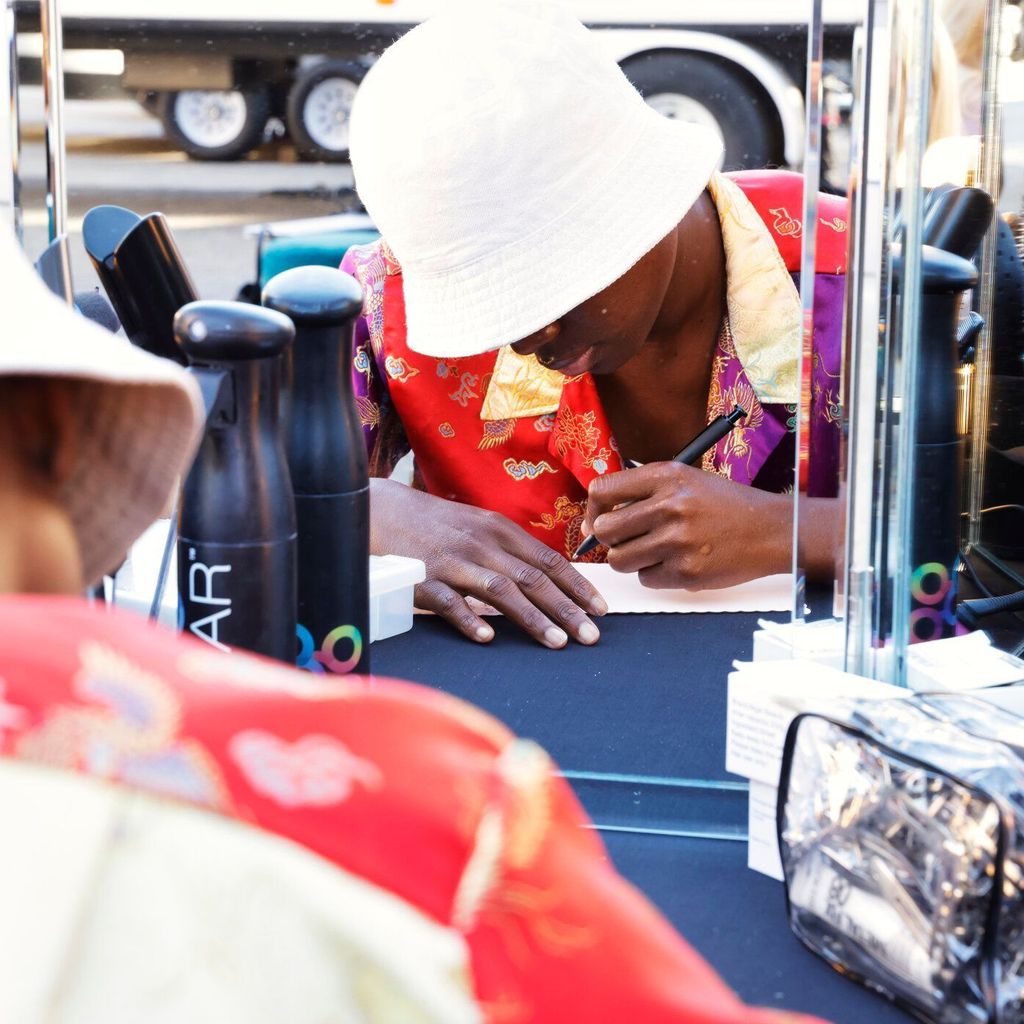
[344,171,848,560]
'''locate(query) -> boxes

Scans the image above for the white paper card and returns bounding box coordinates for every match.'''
[454,569,793,617]
[569,566,793,614]
[748,781,784,881]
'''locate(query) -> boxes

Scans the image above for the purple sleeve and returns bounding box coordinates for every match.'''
[807,272,845,498]
[341,245,409,476]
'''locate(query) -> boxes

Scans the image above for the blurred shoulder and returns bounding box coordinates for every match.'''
[724,170,848,275]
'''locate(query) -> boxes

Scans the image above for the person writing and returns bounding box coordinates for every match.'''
[343,1,847,649]
[0,228,827,1024]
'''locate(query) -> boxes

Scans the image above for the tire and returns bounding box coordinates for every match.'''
[156,87,271,161]
[136,90,160,116]
[621,52,780,171]
[286,60,365,163]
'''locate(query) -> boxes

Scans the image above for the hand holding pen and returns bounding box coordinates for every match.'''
[574,405,747,558]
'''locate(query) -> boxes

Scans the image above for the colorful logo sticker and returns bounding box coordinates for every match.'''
[909,562,958,642]
[296,623,364,675]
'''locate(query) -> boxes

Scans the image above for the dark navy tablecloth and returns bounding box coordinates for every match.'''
[374,610,910,1024]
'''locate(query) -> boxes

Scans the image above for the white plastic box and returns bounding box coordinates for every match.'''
[366,553,426,642]
[112,520,425,644]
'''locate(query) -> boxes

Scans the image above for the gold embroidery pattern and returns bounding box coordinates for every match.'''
[720,380,764,466]
[552,408,601,461]
[503,458,556,482]
[499,742,554,871]
[380,239,401,276]
[479,419,516,450]
[704,319,766,476]
[479,882,598,968]
[353,345,373,385]
[530,496,590,559]
[439,421,456,438]
[346,244,387,357]
[813,351,842,426]
[19,642,230,809]
[480,347,564,421]
[453,744,596,973]
[384,355,420,383]
[820,216,847,232]
[356,395,380,429]
[769,206,802,237]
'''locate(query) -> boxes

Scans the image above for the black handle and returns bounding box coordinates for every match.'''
[175,300,295,364]
[261,265,363,326]
[83,205,194,366]
[922,186,994,260]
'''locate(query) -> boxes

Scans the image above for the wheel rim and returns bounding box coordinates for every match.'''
[644,93,726,168]
[302,77,359,152]
[644,93,724,135]
[173,90,249,149]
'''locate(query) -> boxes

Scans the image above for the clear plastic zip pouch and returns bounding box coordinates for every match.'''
[777,699,1024,1024]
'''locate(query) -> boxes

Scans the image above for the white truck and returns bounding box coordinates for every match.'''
[15,0,860,169]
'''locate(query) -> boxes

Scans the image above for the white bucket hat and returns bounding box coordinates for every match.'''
[349,0,724,359]
[1,229,204,585]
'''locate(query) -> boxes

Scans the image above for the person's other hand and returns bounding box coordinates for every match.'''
[371,479,607,648]
[582,463,791,590]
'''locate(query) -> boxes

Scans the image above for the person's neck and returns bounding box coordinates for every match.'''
[595,190,727,463]
[644,189,727,383]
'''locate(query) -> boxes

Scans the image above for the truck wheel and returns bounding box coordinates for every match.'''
[157,88,271,161]
[622,53,780,171]
[286,60,365,163]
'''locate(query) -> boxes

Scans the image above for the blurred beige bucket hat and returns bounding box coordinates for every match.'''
[1,228,204,584]
[349,0,724,359]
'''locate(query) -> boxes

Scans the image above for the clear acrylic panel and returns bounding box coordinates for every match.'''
[843,0,1015,680]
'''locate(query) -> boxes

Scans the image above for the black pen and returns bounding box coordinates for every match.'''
[572,404,747,559]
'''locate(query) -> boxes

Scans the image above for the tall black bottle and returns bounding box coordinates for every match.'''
[909,246,978,642]
[174,301,298,661]
[262,266,370,675]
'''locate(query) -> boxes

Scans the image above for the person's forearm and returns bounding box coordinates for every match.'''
[767,495,839,582]
[796,497,840,582]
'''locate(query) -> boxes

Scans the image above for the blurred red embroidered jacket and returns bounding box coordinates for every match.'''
[0,596,825,1024]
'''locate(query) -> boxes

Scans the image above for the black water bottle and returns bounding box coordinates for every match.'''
[174,301,298,661]
[262,266,370,675]
[910,246,978,642]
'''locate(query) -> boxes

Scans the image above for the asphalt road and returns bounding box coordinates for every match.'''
[17,87,358,301]
[13,70,1024,302]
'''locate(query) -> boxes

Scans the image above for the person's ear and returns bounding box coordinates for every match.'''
[46,381,79,488]
[3,379,79,489]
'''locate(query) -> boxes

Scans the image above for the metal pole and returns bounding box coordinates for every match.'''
[39,0,67,241]
[842,0,894,678]
[967,0,1005,547]
[2,0,22,241]
[792,0,825,622]
[888,0,934,686]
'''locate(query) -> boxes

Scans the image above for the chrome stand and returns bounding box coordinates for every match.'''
[39,0,66,242]
[2,0,22,240]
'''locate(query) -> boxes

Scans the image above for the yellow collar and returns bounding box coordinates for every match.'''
[480,173,801,421]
